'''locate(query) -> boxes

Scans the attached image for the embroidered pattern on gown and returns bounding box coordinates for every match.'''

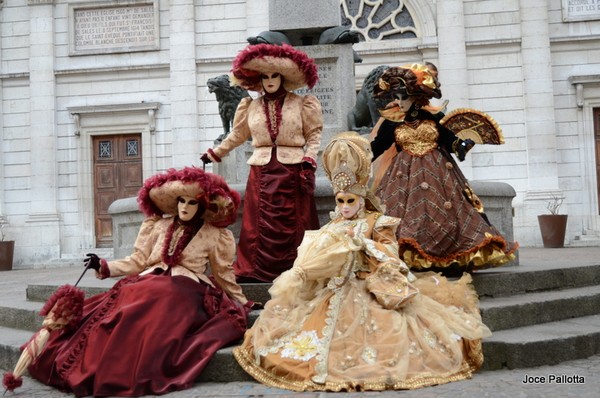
[374,120,518,271]
[233,212,491,392]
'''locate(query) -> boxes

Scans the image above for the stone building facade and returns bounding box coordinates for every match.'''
[1,0,600,268]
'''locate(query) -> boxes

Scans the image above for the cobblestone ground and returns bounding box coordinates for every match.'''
[3,354,599,398]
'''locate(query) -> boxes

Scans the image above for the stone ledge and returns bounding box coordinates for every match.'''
[110,179,518,263]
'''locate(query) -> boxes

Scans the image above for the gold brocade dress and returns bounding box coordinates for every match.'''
[373,119,518,272]
[233,211,491,392]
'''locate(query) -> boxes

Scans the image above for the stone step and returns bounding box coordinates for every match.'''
[25,282,272,306]
[0,305,42,333]
[4,313,600,379]
[23,262,600,305]
[0,298,262,334]
[2,258,600,377]
[472,263,600,297]
[479,284,600,331]
[482,313,600,370]
[26,285,112,303]
[9,283,600,335]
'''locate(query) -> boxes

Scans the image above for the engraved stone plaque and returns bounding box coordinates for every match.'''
[294,44,355,145]
[295,62,338,126]
[69,1,159,55]
[562,0,600,21]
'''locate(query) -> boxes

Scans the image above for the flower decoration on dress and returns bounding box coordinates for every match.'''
[280,330,322,362]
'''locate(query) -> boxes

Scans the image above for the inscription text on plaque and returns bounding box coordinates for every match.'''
[69,1,159,55]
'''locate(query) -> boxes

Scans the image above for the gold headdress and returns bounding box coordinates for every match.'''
[322,132,383,212]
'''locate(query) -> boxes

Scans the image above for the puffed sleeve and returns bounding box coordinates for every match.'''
[364,215,418,309]
[211,97,253,160]
[301,95,323,162]
[208,228,248,305]
[371,215,403,263]
[107,217,160,277]
[268,229,362,303]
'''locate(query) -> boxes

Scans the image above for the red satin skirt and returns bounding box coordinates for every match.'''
[234,149,319,282]
[27,273,248,397]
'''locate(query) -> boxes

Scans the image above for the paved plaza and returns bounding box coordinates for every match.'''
[3,353,599,397]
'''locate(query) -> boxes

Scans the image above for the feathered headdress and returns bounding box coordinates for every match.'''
[137,166,240,228]
[230,43,319,92]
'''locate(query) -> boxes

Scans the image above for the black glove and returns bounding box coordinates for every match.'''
[300,161,316,181]
[200,152,212,164]
[84,253,101,272]
[243,300,264,311]
[454,139,475,162]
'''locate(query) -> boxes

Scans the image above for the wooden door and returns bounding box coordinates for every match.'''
[93,134,143,247]
[595,108,600,214]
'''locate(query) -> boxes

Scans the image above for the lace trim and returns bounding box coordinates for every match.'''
[314,244,356,384]
[234,343,481,392]
[312,281,344,384]
[262,96,284,142]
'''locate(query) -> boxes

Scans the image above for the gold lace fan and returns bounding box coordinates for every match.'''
[440,108,504,145]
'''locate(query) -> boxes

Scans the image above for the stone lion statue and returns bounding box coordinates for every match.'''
[347,65,390,134]
[207,74,250,142]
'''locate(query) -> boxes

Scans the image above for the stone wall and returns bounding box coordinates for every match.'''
[2,0,600,268]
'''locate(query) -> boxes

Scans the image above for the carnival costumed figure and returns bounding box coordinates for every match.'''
[370,64,518,275]
[26,167,255,397]
[201,43,323,283]
[233,132,491,392]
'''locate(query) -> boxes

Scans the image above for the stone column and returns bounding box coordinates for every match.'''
[520,0,559,192]
[0,8,4,223]
[26,0,61,261]
[435,0,469,108]
[435,0,473,176]
[170,0,200,167]
[517,0,562,245]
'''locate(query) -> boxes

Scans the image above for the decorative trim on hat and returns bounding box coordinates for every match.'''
[323,132,385,213]
[331,162,365,197]
[137,166,240,228]
[231,43,319,92]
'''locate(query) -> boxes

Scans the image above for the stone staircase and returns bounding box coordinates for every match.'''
[1,253,600,382]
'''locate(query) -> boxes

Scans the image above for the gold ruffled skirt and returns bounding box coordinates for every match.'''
[234,272,490,392]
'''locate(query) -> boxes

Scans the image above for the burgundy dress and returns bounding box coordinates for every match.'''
[27,217,250,397]
[208,92,323,283]
[234,147,319,282]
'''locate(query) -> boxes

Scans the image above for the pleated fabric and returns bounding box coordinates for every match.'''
[28,273,247,397]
